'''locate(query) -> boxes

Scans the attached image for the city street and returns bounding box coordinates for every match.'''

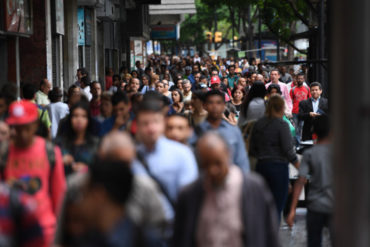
[280,208,332,247]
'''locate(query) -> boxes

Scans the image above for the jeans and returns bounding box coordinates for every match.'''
[293,113,303,146]
[256,160,289,221]
[307,210,334,247]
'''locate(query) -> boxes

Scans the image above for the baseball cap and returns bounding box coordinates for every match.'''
[211,76,221,85]
[6,100,39,125]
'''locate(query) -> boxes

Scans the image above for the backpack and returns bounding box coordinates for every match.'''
[291,85,310,101]
[0,141,56,195]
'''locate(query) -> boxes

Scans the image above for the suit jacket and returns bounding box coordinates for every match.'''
[298,97,329,141]
[172,171,280,247]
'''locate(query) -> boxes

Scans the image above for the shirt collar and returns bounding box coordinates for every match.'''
[312,97,320,102]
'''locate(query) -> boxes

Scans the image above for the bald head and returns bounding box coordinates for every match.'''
[196,132,230,186]
[99,131,136,163]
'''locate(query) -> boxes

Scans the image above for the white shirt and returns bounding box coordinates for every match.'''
[35,90,50,106]
[82,86,92,101]
[47,102,69,138]
[312,97,320,113]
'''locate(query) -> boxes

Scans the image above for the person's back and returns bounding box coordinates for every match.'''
[250,116,295,162]
[47,102,69,139]
[0,183,45,247]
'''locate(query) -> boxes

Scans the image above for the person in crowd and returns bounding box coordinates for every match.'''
[3,100,66,246]
[98,131,166,228]
[227,64,239,89]
[89,81,102,118]
[131,70,139,79]
[0,182,45,246]
[80,76,92,101]
[161,80,172,99]
[165,113,192,145]
[0,120,10,143]
[267,84,296,138]
[236,76,247,89]
[173,132,280,247]
[100,91,132,136]
[96,92,113,123]
[108,74,121,93]
[67,85,82,108]
[287,115,333,247]
[265,69,293,116]
[210,76,230,102]
[238,81,266,128]
[231,86,245,119]
[171,89,184,114]
[188,64,200,85]
[35,78,52,106]
[249,94,299,220]
[155,80,165,95]
[105,67,113,90]
[134,99,198,223]
[55,101,99,176]
[128,78,141,96]
[182,79,193,102]
[190,90,250,173]
[74,67,86,87]
[139,75,152,94]
[185,90,207,127]
[280,66,293,83]
[22,83,52,138]
[73,159,162,246]
[290,73,311,145]
[299,82,329,141]
[46,87,69,139]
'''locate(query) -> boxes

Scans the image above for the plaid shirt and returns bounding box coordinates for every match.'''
[0,183,45,247]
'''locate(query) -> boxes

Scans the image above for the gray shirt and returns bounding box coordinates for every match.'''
[299,144,333,213]
[238,98,266,128]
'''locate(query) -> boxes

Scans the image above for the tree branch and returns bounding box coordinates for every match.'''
[283,0,310,26]
[264,21,308,54]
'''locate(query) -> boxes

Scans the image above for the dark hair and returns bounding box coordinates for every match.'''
[68,85,79,96]
[81,76,91,87]
[267,83,282,95]
[192,90,206,103]
[228,64,235,70]
[313,114,330,140]
[113,74,121,81]
[172,88,184,102]
[137,99,163,115]
[204,90,225,103]
[232,86,246,98]
[89,159,133,205]
[310,82,322,90]
[111,91,129,106]
[167,113,189,123]
[78,67,88,76]
[91,81,101,88]
[297,72,305,77]
[48,87,63,103]
[65,101,95,140]
[22,83,37,100]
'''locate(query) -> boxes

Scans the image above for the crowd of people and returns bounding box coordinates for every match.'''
[0,54,332,247]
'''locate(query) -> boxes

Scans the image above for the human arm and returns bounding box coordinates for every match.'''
[279,121,298,164]
[233,127,250,173]
[51,146,67,215]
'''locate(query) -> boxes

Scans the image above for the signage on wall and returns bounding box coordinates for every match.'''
[77,7,85,45]
[4,0,33,35]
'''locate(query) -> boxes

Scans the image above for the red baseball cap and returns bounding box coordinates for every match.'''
[211,76,221,85]
[6,100,39,125]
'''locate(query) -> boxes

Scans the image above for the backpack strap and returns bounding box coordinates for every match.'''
[0,142,9,180]
[9,187,22,247]
[136,150,176,210]
[45,141,56,196]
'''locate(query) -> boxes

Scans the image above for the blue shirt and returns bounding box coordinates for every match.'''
[190,119,250,173]
[312,97,320,113]
[134,136,198,220]
[99,116,128,137]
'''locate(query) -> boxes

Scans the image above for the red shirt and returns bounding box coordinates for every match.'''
[290,86,311,114]
[4,137,66,246]
[90,99,101,117]
[105,76,113,90]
